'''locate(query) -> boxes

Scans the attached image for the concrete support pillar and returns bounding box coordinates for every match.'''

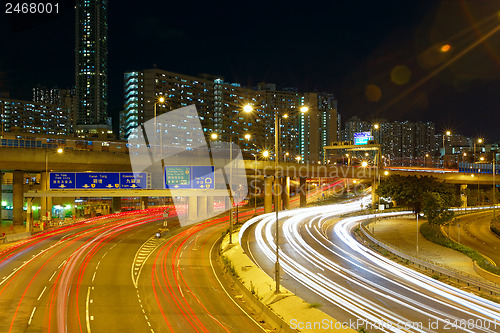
[40,172,48,221]
[274,177,281,212]
[299,177,307,208]
[197,196,207,219]
[460,184,468,208]
[188,196,197,221]
[112,197,122,213]
[47,195,52,221]
[140,197,148,210]
[13,170,24,226]
[283,177,290,210]
[207,196,214,216]
[372,180,379,207]
[26,197,33,232]
[264,176,273,213]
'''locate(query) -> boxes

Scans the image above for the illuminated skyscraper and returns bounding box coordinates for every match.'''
[75,0,108,127]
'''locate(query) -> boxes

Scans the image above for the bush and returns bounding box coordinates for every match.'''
[307,302,321,309]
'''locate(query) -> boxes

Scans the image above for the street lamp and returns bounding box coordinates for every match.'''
[210,132,218,140]
[474,138,483,162]
[442,130,451,168]
[373,123,380,144]
[45,148,64,221]
[222,104,255,244]
[154,95,166,156]
[274,105,308,293]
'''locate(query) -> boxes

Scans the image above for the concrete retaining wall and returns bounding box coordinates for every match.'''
[473,261,500,284]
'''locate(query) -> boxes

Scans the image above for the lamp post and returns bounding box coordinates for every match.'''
[153,95,166,156]
[219,104,254,244]
[274,105,308,293]
[474,138,483,163]
[45,148,63,222]
[442,130,451,168]
[373,123,380,145]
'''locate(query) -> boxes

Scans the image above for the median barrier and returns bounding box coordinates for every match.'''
[4,231,32,243]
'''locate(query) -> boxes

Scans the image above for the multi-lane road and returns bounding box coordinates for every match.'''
[240,197,500,332]
[448,212,500,266]
[0,208,266,333]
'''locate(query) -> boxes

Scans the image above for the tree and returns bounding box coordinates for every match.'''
[422,192,455,225]
[376,175,459,223]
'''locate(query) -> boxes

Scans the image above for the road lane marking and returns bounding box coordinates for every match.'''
[28,307,36,325]
[49,271,57,281]
[92,272,97,282]
[37,286,47,300]
[86,287,92,333]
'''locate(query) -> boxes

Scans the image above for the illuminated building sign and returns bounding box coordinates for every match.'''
[354,132,373,145]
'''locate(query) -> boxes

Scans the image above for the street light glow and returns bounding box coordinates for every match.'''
[440,44,451,52]
[478,138,483,144]
[210,133,218,140]
[157,96,165,104]
[57,148,63,154]
[295,156,301,162]
[262,150,269,158]
[384,170,389,176]
[374,124,379,129]
[244,133,251,140]
[300,106,308,113]
[361,161,368,167]
[445,130,451,136]
[243,104,253,113]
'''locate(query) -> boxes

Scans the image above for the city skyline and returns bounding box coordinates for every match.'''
[1,1,500,140]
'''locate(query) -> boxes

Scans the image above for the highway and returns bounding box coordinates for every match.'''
[240,198,500,332]
[0,208,266,333]
[448,211,500,266]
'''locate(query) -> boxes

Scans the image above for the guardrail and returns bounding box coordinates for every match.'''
[359,218,500,297]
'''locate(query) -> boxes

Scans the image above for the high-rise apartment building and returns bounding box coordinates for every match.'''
[75,0,108,127]
[122,69,261,152]
[121,69,339,162]
[0,97,72,136]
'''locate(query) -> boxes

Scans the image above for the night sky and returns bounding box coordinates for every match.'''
[1,0,500,141]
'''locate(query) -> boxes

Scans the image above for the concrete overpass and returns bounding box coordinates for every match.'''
[1,147,498,226]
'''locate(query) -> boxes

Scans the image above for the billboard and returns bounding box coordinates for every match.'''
[354,132,373,145]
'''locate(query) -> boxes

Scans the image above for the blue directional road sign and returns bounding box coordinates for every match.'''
[76,172,120,189]
[49,172,149,190]
[164,166,214,189]
[120,173,148,189]
[50,173,76,189]
[192,166,215,189]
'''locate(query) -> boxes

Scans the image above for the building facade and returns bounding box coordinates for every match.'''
[121,69,339,163]
[75,0,108,127]
[0,97,72,136]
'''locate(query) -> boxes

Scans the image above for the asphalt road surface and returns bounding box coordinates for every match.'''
[241,198,500,333]
[0,208,266,333]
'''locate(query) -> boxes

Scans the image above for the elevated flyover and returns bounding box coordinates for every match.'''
[1,147,498,226]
